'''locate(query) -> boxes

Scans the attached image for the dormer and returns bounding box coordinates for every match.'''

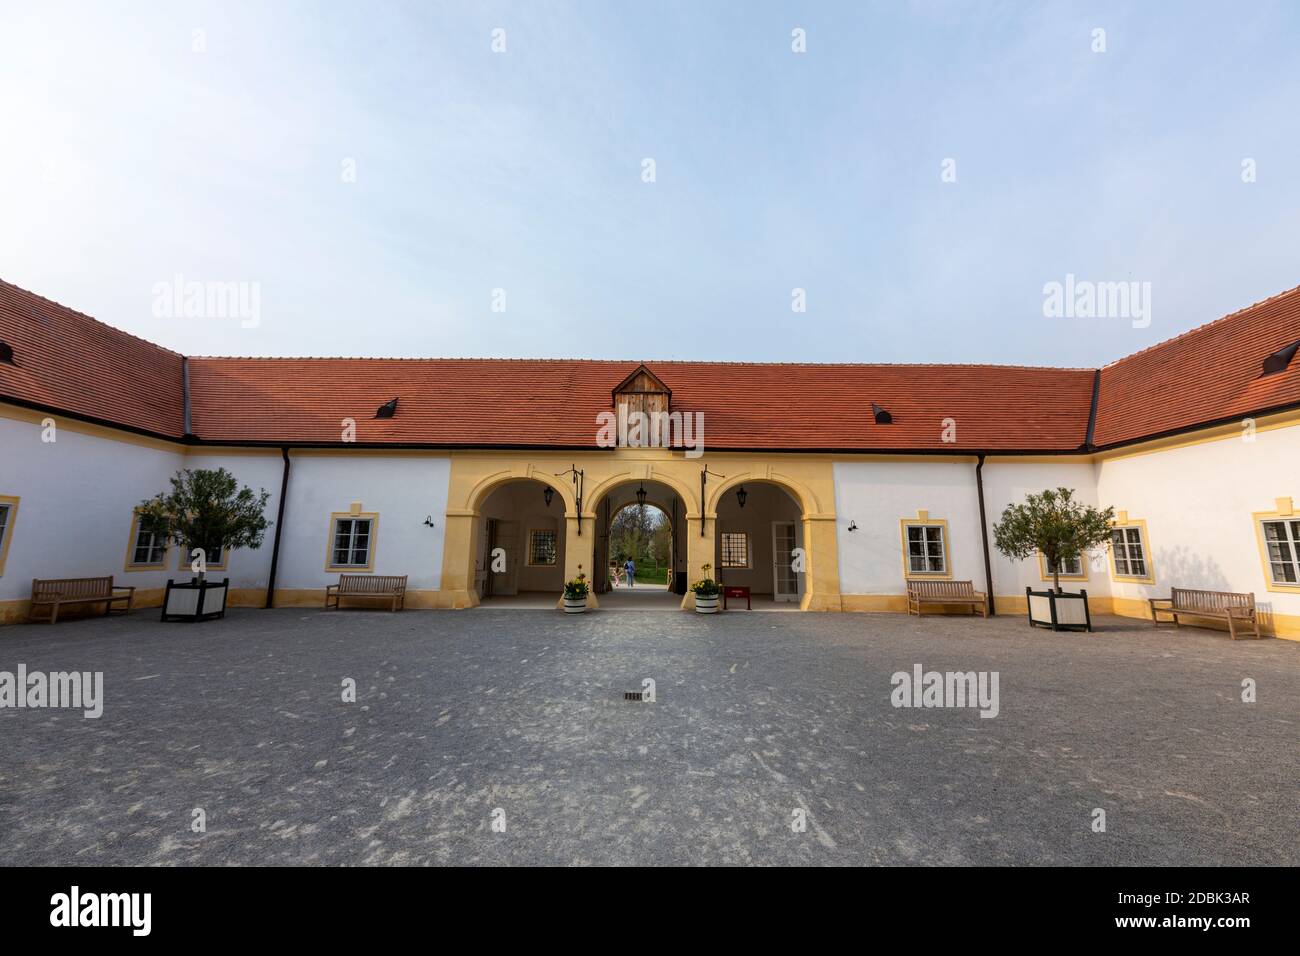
[612,364,671,446]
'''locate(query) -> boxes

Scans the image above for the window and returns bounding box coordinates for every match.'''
[906,524,947,575]
[720,532,750,568]
[1040,551,1086,580]
[1110,526,1148,579]
[330,517,374,568]
[126,511,167,569]
[0,495,18,576]
[180,544,225,570]
[1260,519,1300,585]
[527,529,557,566]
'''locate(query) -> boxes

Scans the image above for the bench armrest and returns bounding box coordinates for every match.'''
[112,585,136,594]
[1148,597,1173,608]
[325,584,339,594]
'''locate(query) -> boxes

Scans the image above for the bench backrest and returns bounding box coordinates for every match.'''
[337,574,407,594]
[908,579,977,598]
[1171,587,1254,611]
[33,576,114,600]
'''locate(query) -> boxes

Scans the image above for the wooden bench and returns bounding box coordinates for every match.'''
[1149,588,1260,640]
[906,579,988,617]
[325,574,407,612]
[29,576,135,624]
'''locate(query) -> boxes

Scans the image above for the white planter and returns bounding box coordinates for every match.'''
[563,596,588,614]
[694,594,720,614]
[1025,588,1091,632]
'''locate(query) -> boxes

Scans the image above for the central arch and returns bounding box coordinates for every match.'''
[590,478,688,608]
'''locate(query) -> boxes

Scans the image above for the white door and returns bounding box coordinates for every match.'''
[771,521,799,602]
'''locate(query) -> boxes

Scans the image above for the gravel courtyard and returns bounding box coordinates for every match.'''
[1,607,1296,866]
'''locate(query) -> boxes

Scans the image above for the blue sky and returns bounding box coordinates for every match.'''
[2,0,1298,366]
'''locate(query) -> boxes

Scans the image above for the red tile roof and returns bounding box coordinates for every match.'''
[186,357,1096,450]
[3,276,1300,452]
[1093,284,1300,447]
[0,280,184,437]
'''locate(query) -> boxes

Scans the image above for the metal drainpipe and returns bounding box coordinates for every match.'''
[975,453,996,616]
[264,447,291,609]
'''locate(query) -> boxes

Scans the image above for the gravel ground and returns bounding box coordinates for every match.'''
[0,607,1296,866]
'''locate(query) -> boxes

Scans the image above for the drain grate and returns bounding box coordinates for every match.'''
[624,690,647,702]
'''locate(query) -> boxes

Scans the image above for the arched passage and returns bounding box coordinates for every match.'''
[590,478,687,607]
[709,479,807,606]
[472,477,570,605]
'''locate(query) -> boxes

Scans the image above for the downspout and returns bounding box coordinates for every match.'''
[264,446,291,609]
[975,454,996,616]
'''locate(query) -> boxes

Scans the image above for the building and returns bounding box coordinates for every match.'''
[2,277,1299,638]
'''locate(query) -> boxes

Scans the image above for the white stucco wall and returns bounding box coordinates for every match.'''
[0,413,184,601]
[833,459,986,595]
[275,453,451,592]
[982,459,1107,598]
[1095,423,1300,620]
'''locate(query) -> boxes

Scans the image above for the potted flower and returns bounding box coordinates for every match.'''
[691,564,721,614]
[992,488,1114,633]
[562,567,589,613]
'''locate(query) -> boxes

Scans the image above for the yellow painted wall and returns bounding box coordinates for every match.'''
[438,448,843,611]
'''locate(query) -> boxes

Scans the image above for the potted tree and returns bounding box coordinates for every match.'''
[691,564,721,614]
[138,468,271,622]
[562,566,589,613]
[992,488,1114,632]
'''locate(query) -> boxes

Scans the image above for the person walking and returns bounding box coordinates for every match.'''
[624,557,635,588]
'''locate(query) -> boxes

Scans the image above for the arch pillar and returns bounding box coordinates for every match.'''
[682,512,715,609]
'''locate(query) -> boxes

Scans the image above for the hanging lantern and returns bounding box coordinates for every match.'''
[736,485,748,508]
[543,486,554,508]
[636,483,648,507]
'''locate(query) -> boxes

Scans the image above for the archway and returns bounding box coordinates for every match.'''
[591,479,687,608]
[473,477,569,606]
[709,479,807,608]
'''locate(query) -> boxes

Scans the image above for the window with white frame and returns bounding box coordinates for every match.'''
[129,516,167,567]
[906,524,946,574]
[1045,552,1084,576]
[180,543,225,569]
[720,532,750,568]
[527,529,557,566]
[1110,526,1148,578]
[331,517,373,567]
[1260,518,1300,584]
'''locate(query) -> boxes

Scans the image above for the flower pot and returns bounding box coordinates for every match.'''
[1025,587,1091,632]
[694,594,720,614]
[563,596,588,614]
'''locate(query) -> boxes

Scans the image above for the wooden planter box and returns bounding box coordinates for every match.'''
[1025,587,1091,632]
[161,577,230,622]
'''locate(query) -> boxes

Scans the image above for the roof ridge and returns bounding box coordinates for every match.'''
[187,354,1093,371]
[1101,281,1300,370]
[0,277,185,358]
